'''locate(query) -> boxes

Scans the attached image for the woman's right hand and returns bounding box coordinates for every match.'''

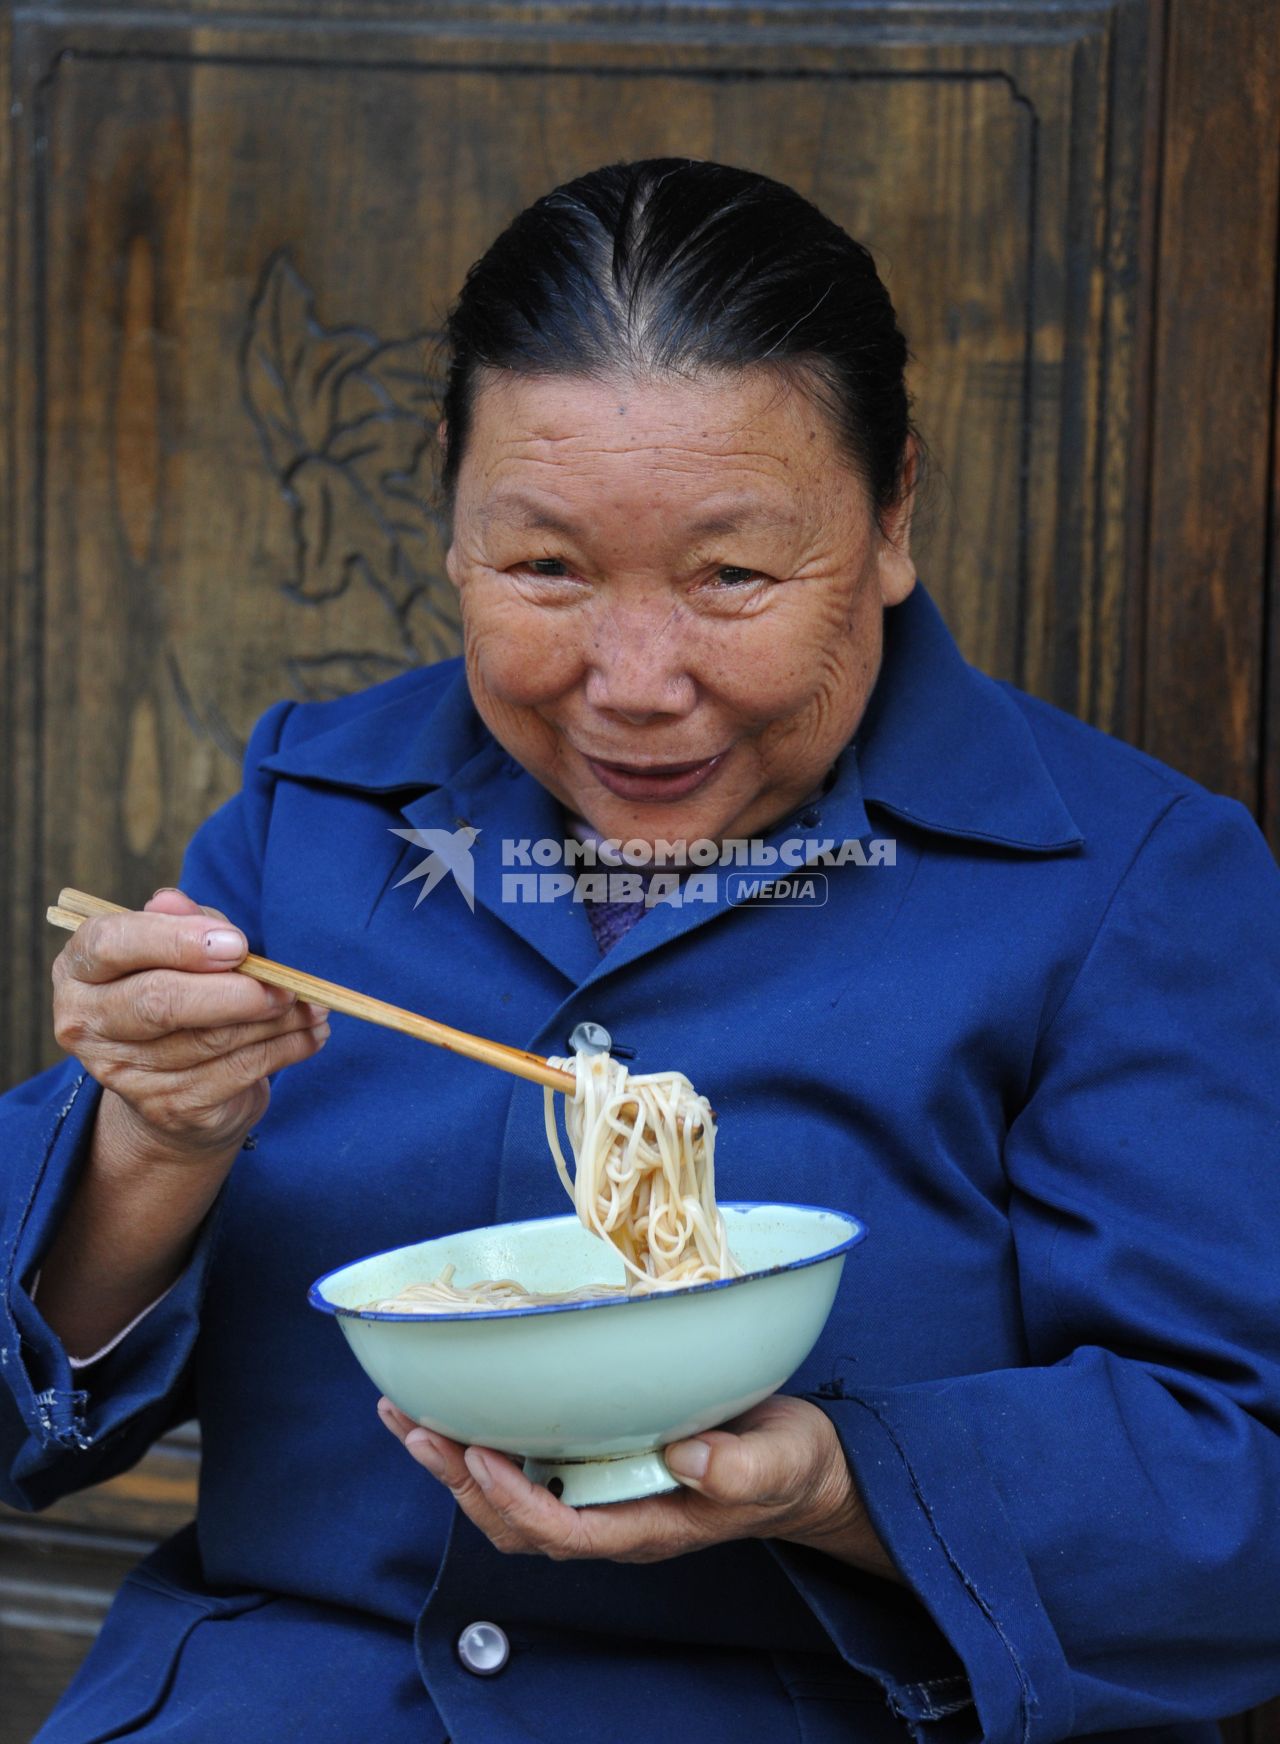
[52,886,330,1165]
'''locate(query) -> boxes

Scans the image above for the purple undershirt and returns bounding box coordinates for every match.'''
[567,770,836,956]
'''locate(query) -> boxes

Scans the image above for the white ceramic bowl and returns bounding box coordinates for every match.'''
[310,1202,865,1506]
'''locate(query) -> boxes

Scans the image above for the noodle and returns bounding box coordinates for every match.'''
[361,1051,741,1313]
[543,1052,740,1291]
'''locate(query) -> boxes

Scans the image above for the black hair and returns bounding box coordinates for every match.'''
[438,157,919,525]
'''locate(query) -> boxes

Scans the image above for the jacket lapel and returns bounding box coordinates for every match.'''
[258,584,1085,993]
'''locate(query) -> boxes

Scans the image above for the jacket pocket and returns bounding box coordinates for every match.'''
[34,1525,272,1743]
[772,1649,911,1744]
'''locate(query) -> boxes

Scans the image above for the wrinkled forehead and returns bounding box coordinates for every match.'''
[451,367,869,537]
[473,489,802,545]
[461,362,836,452]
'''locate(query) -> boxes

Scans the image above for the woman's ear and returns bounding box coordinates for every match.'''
[876,435,919,608]
[887,434,919,549]
[436,420,462,592]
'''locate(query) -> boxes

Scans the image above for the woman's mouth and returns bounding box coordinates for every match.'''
[583,751,728,802]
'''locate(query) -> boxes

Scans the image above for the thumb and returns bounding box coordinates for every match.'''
[664,1425,778,1502]
[145,886,230,923]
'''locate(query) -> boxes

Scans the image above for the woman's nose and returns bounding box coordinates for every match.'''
[583,609,698,721]
[584,649,698,722]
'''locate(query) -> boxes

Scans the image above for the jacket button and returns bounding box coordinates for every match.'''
[457,1620,509,1676]
[567,1020,612,1055]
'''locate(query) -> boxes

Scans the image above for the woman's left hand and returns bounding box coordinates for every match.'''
[376,1393,902,1581]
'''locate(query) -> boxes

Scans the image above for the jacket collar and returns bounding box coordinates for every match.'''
[259,663,484,792]
[854,585,1084,853]
[259,583,1083,855]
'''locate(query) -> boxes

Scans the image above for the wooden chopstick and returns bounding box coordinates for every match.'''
[48,888,576,1096]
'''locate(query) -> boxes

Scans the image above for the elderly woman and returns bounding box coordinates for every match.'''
[3,158,1279,1744]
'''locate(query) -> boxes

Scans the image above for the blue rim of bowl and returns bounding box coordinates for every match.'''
[307,1202,867,1324]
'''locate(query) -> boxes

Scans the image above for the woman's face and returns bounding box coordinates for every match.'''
[444,368,916,849]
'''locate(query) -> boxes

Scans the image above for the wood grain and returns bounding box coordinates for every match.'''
[1142,0,1280,812]
[1265,124,1280,855]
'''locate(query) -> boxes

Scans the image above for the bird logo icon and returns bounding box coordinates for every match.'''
[389,825,480,912]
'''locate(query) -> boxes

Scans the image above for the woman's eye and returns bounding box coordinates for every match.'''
[525,558,570,577]
[713,566,762,587]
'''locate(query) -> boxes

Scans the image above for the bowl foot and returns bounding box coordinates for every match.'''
[523,1449,679,1508]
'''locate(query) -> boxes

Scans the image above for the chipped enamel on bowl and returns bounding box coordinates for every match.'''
[309,1203,865,1507]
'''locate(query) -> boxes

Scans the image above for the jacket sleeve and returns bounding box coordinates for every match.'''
[772,791,1280,1744]
[0,699,297,1510]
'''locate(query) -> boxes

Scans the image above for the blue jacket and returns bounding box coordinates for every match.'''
[3,583,1279,1744]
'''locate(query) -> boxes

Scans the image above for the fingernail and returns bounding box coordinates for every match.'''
[204,927,245,960]
[665,1439,710,1481]
[313,1022,331,1042]
[151,886,179,899]
[465,1447,494,1492]
[304,1002,330,1023]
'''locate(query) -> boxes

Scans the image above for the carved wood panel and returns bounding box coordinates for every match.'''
[1,2,1276,1741]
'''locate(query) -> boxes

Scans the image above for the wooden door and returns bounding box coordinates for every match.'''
[1,2,1276,1738]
